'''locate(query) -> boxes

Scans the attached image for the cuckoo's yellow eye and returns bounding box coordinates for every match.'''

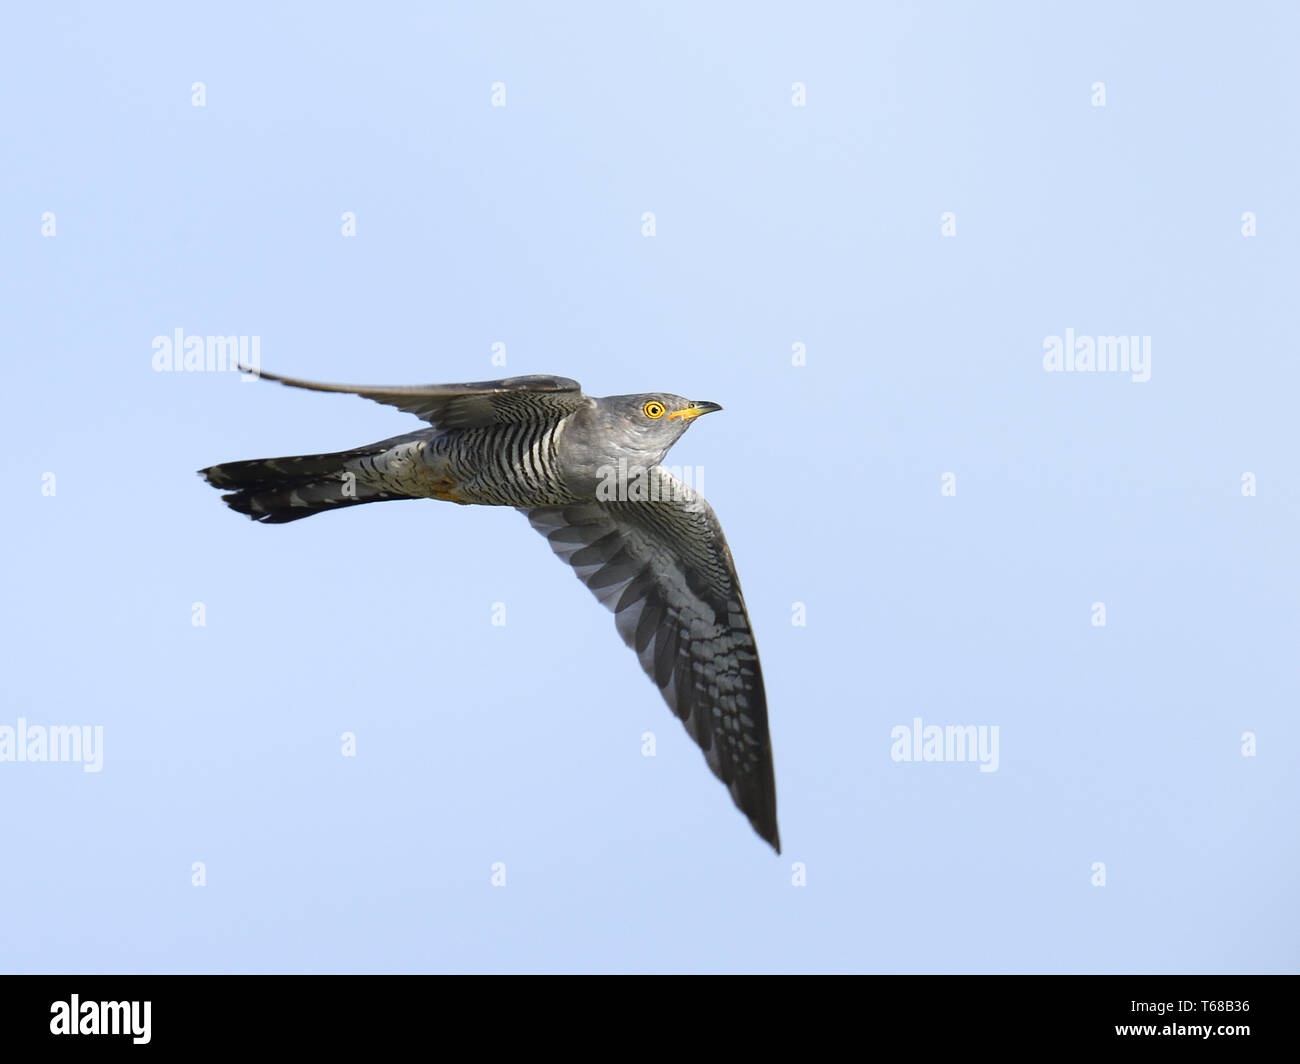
[643,400,666,419]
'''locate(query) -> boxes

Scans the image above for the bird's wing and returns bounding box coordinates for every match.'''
[522,467,779,852]
[242,367,587,428]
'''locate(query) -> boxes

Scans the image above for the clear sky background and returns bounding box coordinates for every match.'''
[2,2,1296,973]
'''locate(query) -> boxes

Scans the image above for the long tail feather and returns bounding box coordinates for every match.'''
[199,445,404,524]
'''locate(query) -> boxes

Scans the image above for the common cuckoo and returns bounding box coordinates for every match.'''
[200,369,779,851]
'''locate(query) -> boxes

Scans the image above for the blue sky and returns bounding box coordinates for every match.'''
[1,1,1296,973]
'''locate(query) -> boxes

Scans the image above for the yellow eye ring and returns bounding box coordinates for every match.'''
[643,400,666,419]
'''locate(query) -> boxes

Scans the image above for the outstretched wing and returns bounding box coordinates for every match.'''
[523,468,779,852]
[241,367,588,428]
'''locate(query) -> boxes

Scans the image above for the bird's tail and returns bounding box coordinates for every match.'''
[199,442,402,524]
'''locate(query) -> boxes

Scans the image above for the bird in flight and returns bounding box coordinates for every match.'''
[199,369,779,851]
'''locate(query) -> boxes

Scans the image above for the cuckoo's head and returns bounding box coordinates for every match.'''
[604,393,721,457]
[561,393,722,489]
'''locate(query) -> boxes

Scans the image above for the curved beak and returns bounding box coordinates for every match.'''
[668,401,723,421]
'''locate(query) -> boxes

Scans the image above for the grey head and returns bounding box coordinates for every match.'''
[558,393,722,494]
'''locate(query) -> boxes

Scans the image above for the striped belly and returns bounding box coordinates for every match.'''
[429,419,576,506]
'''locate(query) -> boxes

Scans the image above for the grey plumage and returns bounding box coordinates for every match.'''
[199,368,780,852]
